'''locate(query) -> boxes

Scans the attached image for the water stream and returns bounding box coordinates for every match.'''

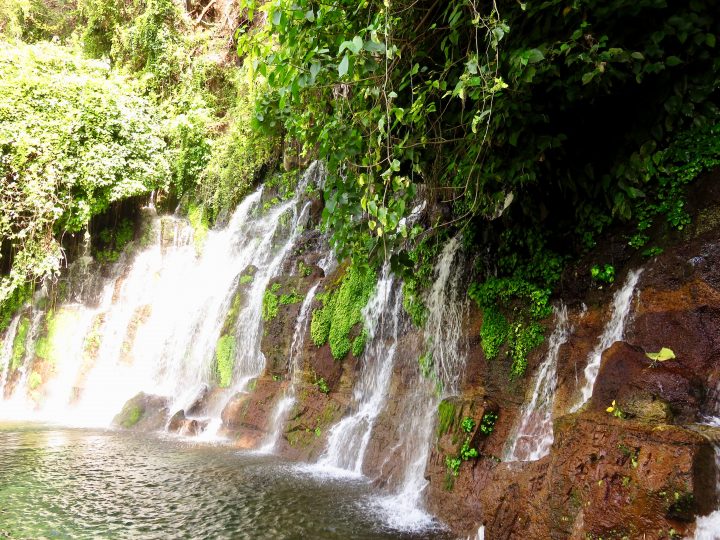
[317,267,402,474]
[504,304,571,461]
[258,282,320,453]
[572,269,642,411]
[372,237,468,530]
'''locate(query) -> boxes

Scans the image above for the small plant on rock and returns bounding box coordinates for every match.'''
[445,456,461,477]
[606,400,627,419]
[479,412,498,435]
[591,264,615,284]
[315,376,330,394]
[460,439,479,460]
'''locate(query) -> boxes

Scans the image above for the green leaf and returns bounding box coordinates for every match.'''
[340,37,363,55]
[310,62,321,81]
[338,54,349,77]
[665,56,682,67]
[527,48,545,64]
[645,347,676,361]
[581,71,596,85]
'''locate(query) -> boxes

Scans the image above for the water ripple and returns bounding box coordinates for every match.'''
[0,423,449,540]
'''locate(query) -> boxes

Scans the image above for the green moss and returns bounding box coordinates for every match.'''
[315,376,330,394]
[298,261,312,277]
[119,403,143,428]
[239,274,253,285]
[480,307,510,360]
[188,203,209,254]
[402,279,428,327]
[437,400,456,437]
[27,371,42,390]
[471,278,549,378]
[310,265,376,360]
[262,289,280,322]
[0,283,31,332]
[310,292,335,347]
[351,329,368,357]
[509,322,545,378]
[35,309,81,365]
[279,291,303,305]
[215,335,236,388]
[10,316,30,371]
[221,288,244,335]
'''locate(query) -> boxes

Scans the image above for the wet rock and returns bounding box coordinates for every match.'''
[261,271,321,378]
[112,392,170,431]
[220,378,283,447]
[168,410,209,437]
[168,409,186,432]
[279,382,346,462]
[588,341,697,422]
[546,412,716,538]
[186,385,227,417]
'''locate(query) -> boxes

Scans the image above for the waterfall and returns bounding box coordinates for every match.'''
[0,314,21,392]
[423,236,468,395]
[694,413,720,538]
[572,269,642,412]
[316,267,403,474]
[258,282,320,453]
[372,236,467,530]
[504,304,571,461]
[0,163,323,429]
[694,441,720,538]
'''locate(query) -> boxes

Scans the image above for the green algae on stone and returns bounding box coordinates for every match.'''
[35,308,82,365]
[117,402,143,428]
[310,265,376,360]
[215,335,236,388]
[10,316,30,371]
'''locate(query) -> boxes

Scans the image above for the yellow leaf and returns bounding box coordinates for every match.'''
[606,406,614,413]
[645,347,676,362]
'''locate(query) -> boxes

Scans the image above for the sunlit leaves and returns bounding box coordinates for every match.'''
[0,40,169,306]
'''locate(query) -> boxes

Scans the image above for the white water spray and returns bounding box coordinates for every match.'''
[0,163,325,429]
[504,304,571,461]
[572,269,642,412]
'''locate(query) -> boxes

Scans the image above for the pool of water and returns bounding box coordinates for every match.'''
[0,423,451,540]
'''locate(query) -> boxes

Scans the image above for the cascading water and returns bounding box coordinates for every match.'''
[0,314,21,391]
[694,425,720,539]
[572,268,643,412]
[258,282,320,453]
[372,236,468,530]
[0,162,324,431]
[504,304,571,461]
[316,266,403,474]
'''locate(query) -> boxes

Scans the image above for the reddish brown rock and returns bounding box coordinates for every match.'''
[546,413,716,539]
[220,377,283,447]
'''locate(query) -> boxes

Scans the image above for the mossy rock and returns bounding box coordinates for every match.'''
[623,393,673,423]
[112,392,170,431]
